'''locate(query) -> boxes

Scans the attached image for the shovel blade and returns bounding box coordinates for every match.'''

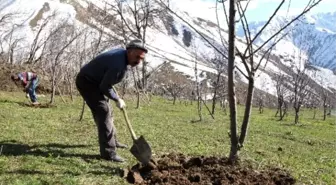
[130,135,152,164]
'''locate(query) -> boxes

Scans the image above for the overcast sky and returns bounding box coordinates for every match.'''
[170,0,336,23]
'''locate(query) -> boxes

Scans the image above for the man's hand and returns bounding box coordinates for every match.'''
[116,98,126,109]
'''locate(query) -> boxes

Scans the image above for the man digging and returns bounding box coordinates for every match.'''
[11,71,40,105]
[76,39,147,162]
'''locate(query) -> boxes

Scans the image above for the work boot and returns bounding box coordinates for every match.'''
[116,142,128,149]
[101,153,125,162]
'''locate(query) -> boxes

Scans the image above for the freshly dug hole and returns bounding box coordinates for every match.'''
[123,153,296,185]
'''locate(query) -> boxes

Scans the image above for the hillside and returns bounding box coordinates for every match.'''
[237,12,336,71]
[0,0,335,103]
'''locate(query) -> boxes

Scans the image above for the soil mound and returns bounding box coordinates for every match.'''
[123,153,295,185]
[18,102,56,108]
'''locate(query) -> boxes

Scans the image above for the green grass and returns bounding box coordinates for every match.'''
[0,91,335,185]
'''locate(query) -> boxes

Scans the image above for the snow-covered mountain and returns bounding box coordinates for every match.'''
[0,0,335,100]
[237,12,336,71]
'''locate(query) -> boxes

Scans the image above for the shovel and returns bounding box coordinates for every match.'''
[112,87,152,164]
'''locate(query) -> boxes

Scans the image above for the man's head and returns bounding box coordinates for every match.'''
[126,39,148,67]
[11,74,19,81]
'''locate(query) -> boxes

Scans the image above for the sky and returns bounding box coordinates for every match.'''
[170,0,336,23]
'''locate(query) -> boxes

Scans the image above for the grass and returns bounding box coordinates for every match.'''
[0,91,335,185]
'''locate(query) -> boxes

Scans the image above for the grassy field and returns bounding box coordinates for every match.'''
[0,91,335,185]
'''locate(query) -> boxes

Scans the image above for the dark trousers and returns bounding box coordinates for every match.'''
[76,74,118,158]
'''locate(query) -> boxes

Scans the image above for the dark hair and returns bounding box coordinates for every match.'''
[11,74,17,81]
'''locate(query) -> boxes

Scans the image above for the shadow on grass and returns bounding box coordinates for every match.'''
[0,99,22,104]
[0,140,97,160]
[4,169,49,175]
[3,167,123,177]
[0,99,56,109]
[0,140,124,176]
[3,168,123,177]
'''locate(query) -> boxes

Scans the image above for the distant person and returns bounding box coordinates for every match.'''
[76,39,148,162]
[11,72,39,105]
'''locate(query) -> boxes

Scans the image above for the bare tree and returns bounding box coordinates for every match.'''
[322,94,328,121]
[157,0,321,162]
[289,27,316,124]
[308,93,319,119]
[108,0,162,108]
[42,20,82,104]
[26,12,59,64]
[273,71,290,120]
[291,64,311,124]
[203,49,227,115]
[0,12,25,64]
[1,24,24,64]
[166,83,185,105]
[193,44,203,122]
[225,0,322,156]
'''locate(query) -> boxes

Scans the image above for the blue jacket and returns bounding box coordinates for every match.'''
[79,48,128,101]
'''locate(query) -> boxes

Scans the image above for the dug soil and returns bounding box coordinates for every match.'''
[18,102,57,108]
[123,153,295,185]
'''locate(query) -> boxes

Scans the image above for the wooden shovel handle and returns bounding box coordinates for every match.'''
[112,86,137,141]
[121,107,137,141]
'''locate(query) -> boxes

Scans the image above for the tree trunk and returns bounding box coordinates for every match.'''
[211,72,221,115]
[69,82,73,102]
[197,96,203,121]
[194,51,202,121]
[211,89,217,115]
[142,60,147,92]
[279,101,283,118]
[258,99,263,114]
[132,68,140,109]
[283,102,288,118]
[323,97,327,121]
[79,99,85,121]
[275,98,283,117]
[173,96,176,105]
[313,108,316,119]
[239,77,254,147]
[202,99,215,119]
[57,85,66,103]
[50,68,56,104]
[294,108,299,124]
[323,106,327,120]
[280,101,288,121]
[227,0,238,163]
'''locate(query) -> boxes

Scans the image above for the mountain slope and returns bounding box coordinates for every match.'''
[0,0,335,100]
[237,12,336,70]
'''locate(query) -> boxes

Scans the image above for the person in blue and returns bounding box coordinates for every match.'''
[76,39,147,162]
[11,71,40,105]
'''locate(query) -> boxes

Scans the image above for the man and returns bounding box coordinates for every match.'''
[11,71,39,105]
[76,39,147,162]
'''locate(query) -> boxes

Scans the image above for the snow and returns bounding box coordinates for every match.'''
[308,66,336,91]
[316,27,336,34]
[1,0,335,99]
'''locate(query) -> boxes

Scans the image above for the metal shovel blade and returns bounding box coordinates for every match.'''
[130,135,152,164]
